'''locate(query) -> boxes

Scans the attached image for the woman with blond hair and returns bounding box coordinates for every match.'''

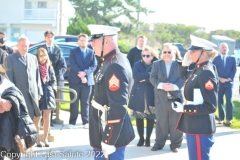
[36,48,57,147]
[150,43,184,152]
[172,35,218,160]
[128,46,158,147]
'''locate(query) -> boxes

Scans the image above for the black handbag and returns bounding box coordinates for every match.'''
[16,114,37,150]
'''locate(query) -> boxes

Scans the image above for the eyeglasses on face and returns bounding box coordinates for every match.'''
[142,54,151,58]
[163,51,171,54]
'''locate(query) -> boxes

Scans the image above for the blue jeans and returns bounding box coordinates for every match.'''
[93,147,126,160]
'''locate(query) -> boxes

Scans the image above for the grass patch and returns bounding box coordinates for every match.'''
[59,86,240,128]
[231,99,240,128]
[214,98,240,129]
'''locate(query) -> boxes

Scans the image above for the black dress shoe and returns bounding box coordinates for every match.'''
[137,139,144,146]
[44,143,50,147]
[171,148,179,153]
[145,139,150,147]
[36,144,42,147]
[151,146,163,151]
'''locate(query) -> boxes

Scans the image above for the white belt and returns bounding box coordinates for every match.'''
[92,100,109,125]
[92,100,108,112]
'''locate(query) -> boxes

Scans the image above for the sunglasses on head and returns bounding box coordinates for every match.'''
[163,51,172,54]
[142,54,151,58]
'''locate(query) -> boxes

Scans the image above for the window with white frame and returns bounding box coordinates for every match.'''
[25,0,32,9]
[38,1,47,8]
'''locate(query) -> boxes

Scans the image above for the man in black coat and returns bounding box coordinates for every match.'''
[0,48,8,64]
[88,24,135,160]
[127,35,147,69]
[0,31,13,54]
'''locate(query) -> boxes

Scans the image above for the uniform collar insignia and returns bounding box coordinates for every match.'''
[102,49,117,63]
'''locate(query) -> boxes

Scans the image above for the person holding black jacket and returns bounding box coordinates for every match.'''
[0,65,37,160]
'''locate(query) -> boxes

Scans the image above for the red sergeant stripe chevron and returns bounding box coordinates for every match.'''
[108,74,120,91]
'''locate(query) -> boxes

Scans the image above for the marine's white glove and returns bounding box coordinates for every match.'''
[101,142,116,158]
[172,101,184,112]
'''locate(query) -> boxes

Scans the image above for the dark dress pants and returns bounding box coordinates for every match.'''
[154,100,183,150]
[218,84,233,121]
[69,83,92,125]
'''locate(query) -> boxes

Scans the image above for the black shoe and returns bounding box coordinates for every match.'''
[151,146,163,151]
[171,148,179,153]
[224,120,232,127]
[137,139,144,146]
[36,144,42,147]
[44,143,50,147]
[145,139,150,147]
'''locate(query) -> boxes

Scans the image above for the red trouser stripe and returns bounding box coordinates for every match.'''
[196,135,202,160]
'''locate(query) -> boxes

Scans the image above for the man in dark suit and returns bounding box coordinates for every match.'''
[68,34,97,129]
[39,31,67,82]
[212,42,236,126]
[38,30,67,126]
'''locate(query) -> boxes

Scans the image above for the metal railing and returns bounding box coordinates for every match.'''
[55,86,77,103]
[53,85,77,125]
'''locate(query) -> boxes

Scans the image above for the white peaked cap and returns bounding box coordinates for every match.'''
[88,24,120,40]
[187,35,217,51]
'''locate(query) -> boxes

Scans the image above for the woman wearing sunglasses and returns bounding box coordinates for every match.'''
[128,46,158,147]
[150,43,184,152]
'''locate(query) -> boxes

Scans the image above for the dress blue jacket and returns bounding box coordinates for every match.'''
[212,55,236,87]
[68,47,97,86]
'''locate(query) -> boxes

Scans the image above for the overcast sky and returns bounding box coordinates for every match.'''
[140,0,239,32]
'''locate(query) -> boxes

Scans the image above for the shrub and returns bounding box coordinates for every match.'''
[118,40,132,54]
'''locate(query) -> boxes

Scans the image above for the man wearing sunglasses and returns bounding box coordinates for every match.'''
[88,24,135,160]
[150,43,184,153]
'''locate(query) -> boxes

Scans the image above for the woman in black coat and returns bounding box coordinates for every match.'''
[128,46,158,147]
[36,48,57,147]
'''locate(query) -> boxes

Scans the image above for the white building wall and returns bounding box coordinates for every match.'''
[0,0,69,42]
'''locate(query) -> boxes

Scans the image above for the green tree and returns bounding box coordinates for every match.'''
[67,14,95,35]
[70,0,154,35]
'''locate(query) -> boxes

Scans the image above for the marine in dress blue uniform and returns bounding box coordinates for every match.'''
[88,25,135,160]
[172,35,218,160]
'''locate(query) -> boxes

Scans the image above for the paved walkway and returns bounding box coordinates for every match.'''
[9,110,240,160]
